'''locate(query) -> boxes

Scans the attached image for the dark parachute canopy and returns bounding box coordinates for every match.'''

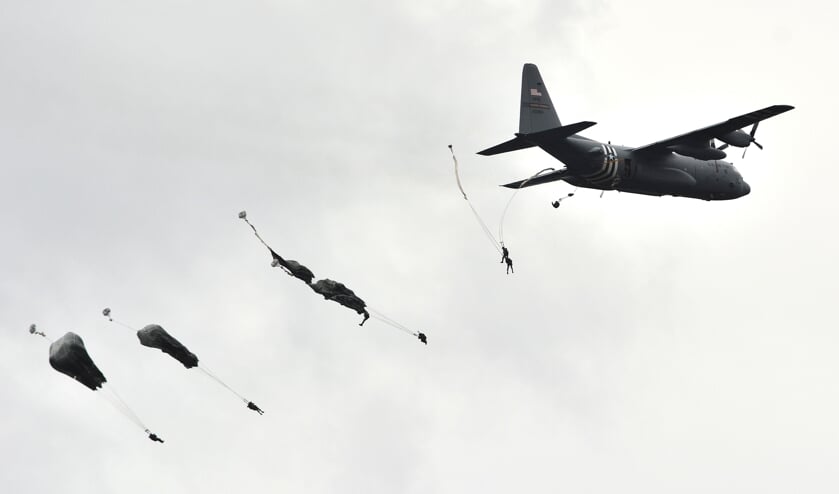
[137,324,199,369]
[238,211,425,343]
[309,279,369,324]
[48,332,107,391]
[271,251,315,285]
[103,308,264,415]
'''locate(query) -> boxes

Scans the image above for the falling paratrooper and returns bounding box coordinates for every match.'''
[238,210,426,344]
[29,324,165,443]
[102,308,264,415]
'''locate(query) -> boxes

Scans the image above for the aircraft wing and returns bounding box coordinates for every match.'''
[632,105,794,154]
[502,169,569,189]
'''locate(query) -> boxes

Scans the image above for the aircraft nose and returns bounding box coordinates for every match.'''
[741,182,751,196]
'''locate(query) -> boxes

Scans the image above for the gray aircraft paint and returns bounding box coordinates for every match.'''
[480,63,792,201]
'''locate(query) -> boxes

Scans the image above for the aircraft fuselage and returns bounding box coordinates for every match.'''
[546,136,750,201]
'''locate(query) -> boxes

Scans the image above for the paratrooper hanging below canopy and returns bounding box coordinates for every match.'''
[30,325,164,443]
[102,308,264,415]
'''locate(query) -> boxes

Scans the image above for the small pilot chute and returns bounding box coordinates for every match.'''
[239,211,427,344]
[102,308,264,415]
[30,324,164,443]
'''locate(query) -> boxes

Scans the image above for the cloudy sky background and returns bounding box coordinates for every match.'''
[2,0,837,492]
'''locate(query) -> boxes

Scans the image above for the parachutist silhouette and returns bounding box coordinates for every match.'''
[148,433,164,443]
[417,332,427,345]
[500,245,509,264]
[247,401,264,415]
[506,256,514,274]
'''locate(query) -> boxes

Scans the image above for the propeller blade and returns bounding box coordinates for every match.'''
[743,122,761,158]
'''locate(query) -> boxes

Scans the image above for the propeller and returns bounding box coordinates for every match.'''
[742,122,762,158]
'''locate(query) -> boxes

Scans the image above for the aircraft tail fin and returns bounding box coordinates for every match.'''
[478,64,593,156]
[519,63,561,134]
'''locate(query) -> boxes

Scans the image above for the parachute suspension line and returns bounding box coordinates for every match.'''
[367,307,417,336]
[101,308,137,333]
[197,364,248,404]
[101,386,165,441]
[449,145,502,254]
[468,202,502,254]
[238,211,272,252]
[498,167,555,246]
[99,383,148,431]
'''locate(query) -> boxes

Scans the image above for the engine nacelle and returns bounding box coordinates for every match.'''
[718,129,751,148]
[667,145,726,160]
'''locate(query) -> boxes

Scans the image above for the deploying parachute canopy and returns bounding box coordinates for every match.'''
[137,324,199,369]
[271,256,315,284]
[49,332,107,391]
[310,279,370,326]
[239,210,315,284]
[103,308,264,415]
[31,325,164,443]
[239,211,427,344]
[450,145,571,274]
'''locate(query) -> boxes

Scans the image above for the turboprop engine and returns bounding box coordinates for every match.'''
[666,144,727,160]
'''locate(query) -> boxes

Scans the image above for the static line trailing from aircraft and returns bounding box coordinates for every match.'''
[479,63,793,201]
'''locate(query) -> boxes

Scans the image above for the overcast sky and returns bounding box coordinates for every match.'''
[2,1,837,492]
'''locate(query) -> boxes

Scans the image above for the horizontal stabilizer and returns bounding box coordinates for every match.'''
[477,137,535,156]
[517,120,597,143]
[478,121,596,156]
[502,169,570,189]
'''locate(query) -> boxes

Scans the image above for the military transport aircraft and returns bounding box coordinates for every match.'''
[479,64,793,201]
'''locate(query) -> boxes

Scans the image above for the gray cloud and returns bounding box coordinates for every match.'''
[2,0,837,493]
